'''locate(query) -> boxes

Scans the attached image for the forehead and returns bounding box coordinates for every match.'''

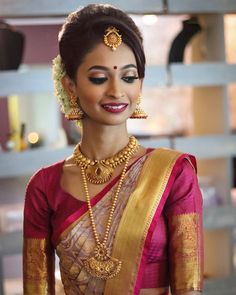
[79,42,137,69]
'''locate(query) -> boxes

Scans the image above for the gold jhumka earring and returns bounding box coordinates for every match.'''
[130,94,148,119]
[65,95,84,120]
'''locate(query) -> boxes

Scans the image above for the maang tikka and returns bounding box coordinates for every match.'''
[103,26,122,51]
[66,95,84,120]
[130,94,148,119]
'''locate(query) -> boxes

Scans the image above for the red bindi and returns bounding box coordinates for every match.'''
[113,66,117,70]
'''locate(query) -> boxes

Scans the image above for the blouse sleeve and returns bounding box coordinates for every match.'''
[23,169,55,295]
[165,158,203,294]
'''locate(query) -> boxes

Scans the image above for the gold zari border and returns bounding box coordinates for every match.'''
[169,213,203,292]
[23,238,55,295]
[104,148,182,294]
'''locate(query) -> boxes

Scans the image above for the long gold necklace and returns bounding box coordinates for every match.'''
[81,152,134,280]
[73,136,138,184]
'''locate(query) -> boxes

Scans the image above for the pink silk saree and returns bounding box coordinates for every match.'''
[23,148,203,295]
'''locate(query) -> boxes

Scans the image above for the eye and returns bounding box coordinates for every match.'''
[122,76,139,84]
[88,77,108,85]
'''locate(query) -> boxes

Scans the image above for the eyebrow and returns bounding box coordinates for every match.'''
[87,64,137,72]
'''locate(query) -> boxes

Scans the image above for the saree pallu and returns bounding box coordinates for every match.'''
[56,155,145,294]
[23,148,203,295]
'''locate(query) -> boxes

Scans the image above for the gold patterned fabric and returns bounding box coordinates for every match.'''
[168,213,203,293]
[56,156,146,294]
[104,148,182,294]
[23,238,55,295]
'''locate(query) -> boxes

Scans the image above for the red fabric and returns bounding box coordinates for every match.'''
[24,152,202,290]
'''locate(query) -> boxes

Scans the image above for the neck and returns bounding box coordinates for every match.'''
[79,122,130,160]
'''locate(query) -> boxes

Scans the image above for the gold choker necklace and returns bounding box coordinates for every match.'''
[73,136,139,184]
[82,154,131,280]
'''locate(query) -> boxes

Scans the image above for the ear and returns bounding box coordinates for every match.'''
[61,75,77,97]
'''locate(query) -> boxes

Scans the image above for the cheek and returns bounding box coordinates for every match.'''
[129,89,139,102]
[76,86,99,105]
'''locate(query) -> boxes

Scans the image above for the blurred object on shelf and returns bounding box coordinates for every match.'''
[0,20,25,70]
[166,16,202,86]
[0,97,11,151]
[199,176,222,208]
[231,188,236,205]
[168,16,202,64]
[233,156,236,188]
[19,123,27,151]
[4,278,23,295]
[7,93,61,149]
[0,203,23,232]
[27,131,42,148]
[7,95,21,151]
[225,15,236,132]
[5,132,15,151]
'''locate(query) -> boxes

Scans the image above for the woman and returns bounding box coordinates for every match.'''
[23,4,203,295]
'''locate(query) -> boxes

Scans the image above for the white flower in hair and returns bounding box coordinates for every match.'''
[52,54,71,115]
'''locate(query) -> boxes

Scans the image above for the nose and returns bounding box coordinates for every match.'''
[106,78,124,99]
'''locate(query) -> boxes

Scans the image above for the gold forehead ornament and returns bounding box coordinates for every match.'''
[103,26,122,51]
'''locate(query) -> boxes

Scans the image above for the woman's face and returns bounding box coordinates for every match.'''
[72,42,142,126]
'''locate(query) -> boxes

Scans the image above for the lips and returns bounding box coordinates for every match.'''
[101,103,128,114]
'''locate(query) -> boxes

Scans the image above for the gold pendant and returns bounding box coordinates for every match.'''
[84,244,122,280]
[86,162,114,184]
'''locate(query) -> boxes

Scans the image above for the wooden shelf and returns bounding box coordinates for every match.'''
[203,206,236,229]
[0,66,53,97]
[174,134,236,159]
[0,231,22,255]
[145,63,236,87]
[0,146,73,178]
[204,276,236,295]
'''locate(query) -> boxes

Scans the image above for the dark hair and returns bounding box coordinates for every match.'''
[59,4,145,80]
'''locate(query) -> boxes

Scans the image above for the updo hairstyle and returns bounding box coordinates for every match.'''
[58,4,146,80]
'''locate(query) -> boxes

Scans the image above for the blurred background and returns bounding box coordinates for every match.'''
[0,0,236,294]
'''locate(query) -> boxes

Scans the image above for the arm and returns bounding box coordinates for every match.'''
[23,169,55,295]
[165,158,204,295]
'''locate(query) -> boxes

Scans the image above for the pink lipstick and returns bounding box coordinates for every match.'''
[101,103,128,114]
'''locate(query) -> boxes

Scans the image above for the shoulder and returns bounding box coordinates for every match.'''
[148,147,197,171]
[27,160,65,191]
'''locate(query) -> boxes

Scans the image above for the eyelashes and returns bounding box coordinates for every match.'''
[88,76,139,85]
[88,77,107,85]
[122,76,139,83]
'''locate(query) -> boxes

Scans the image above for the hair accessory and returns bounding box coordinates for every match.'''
[52,54,84,121]
[73,136,139,184]
[130,94,148,119]
[66,95,84,120]
[52,55,70,115]
[103,26,122,51]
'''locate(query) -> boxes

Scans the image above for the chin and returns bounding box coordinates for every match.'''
[99,115,129,126]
